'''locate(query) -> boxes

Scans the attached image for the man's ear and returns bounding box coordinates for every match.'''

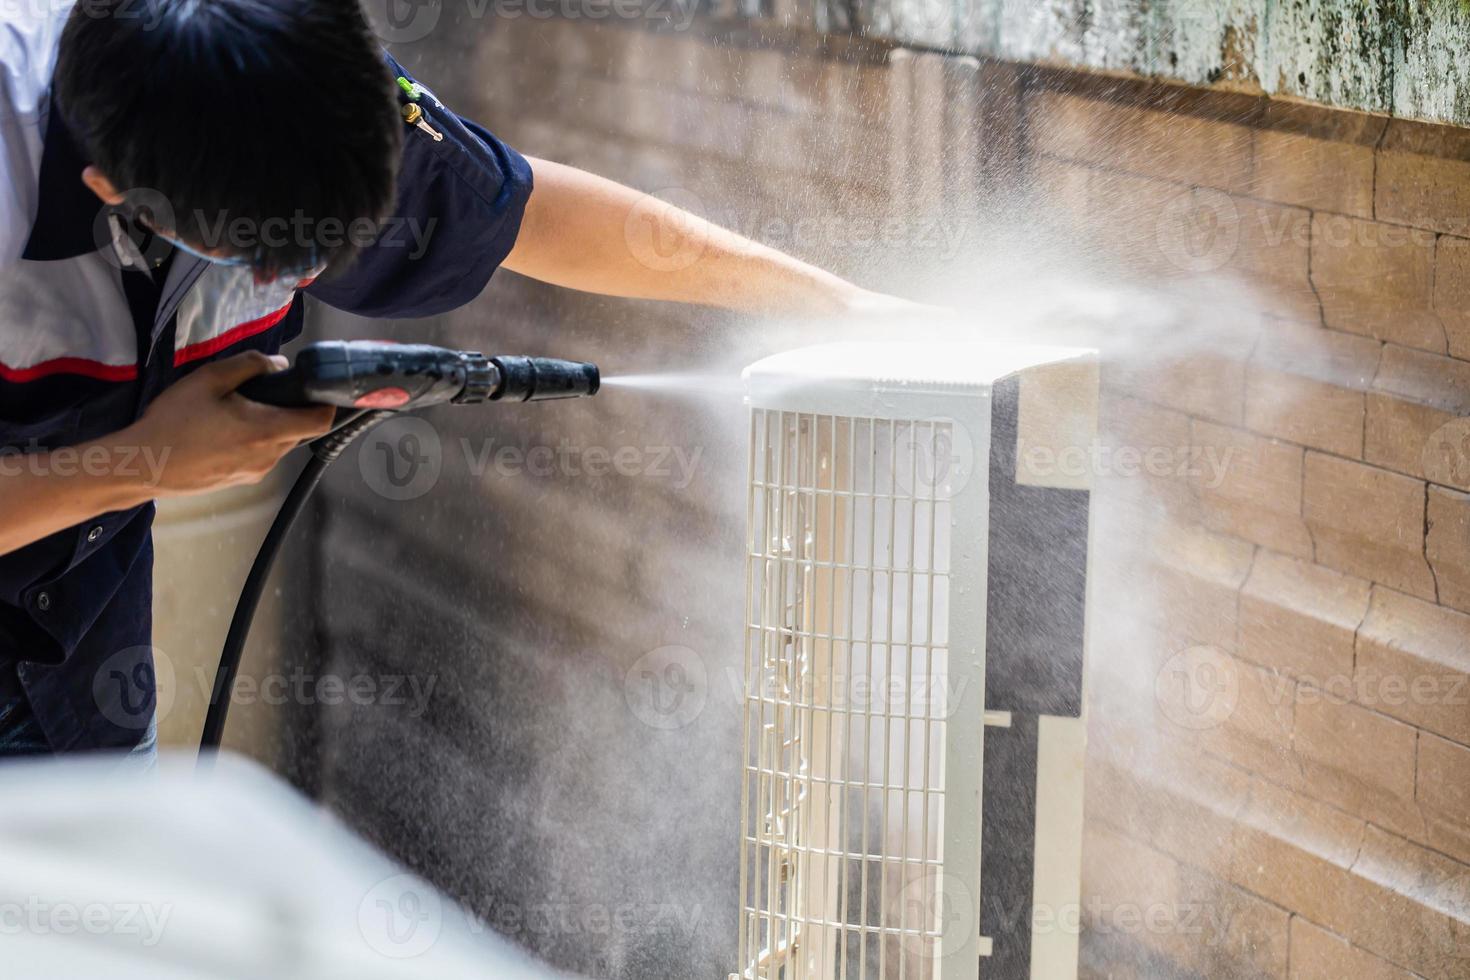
[81,165,125,206]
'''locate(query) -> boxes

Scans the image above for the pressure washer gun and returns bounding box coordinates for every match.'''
[236,340,600,410]
[202,341,600,752]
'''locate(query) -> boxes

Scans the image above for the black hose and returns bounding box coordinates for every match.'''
[199,346,600,754]
[200,410,392,751]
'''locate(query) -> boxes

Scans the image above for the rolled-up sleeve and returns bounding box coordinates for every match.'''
[307,57,533,319]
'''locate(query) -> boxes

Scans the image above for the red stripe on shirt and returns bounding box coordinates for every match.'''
[0,357,138,383]
[173,300,295,367]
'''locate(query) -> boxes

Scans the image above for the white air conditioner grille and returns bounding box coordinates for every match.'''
[737,410,959,980]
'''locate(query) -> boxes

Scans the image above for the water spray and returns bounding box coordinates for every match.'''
[201,341,600,750]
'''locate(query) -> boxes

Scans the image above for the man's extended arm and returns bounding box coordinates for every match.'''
[503,157,907,316]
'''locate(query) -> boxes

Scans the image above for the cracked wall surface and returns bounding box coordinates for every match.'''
[852,0,1470,126]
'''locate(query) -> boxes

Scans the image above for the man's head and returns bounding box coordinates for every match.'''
[56,0,403,280]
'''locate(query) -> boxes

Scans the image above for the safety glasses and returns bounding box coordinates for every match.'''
[141,220,323,284]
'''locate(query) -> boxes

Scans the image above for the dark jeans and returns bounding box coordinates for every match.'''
[0,668,158,764]
[0,686,49,755]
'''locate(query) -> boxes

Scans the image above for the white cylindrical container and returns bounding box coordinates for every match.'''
[152,471,293,761]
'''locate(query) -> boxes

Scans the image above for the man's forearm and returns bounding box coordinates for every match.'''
[0,437,152,557]
[503,157,882,315]
[0,353,338,559]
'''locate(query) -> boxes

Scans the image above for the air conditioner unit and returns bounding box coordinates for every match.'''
[732,342,1098,980]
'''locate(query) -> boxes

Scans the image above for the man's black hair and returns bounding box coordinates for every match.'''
[56,0,403,280]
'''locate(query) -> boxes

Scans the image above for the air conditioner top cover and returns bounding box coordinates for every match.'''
[742,341,1096,417]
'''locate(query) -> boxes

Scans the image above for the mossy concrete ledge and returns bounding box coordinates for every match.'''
[855,0,1470,127]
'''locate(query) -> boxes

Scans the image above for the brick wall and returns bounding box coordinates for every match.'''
[1030,64,1470,980]
[312,18,1470,979]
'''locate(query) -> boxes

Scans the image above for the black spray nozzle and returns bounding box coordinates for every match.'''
[490,356,601,402]
[236,342,599,410]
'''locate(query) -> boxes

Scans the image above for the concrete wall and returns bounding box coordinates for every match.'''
[365,0,1470,124]
[1028,68,1470,979]
[303,15,1470,980]
[841,0,1470,127]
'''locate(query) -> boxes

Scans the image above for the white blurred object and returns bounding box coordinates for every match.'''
[0,751,562,980]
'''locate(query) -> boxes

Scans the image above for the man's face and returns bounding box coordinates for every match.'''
[80,164,321,283]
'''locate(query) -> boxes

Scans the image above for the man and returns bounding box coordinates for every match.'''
[0,0,904,757]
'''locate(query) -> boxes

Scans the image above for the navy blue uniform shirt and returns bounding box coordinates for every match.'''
[0,11,532,751]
